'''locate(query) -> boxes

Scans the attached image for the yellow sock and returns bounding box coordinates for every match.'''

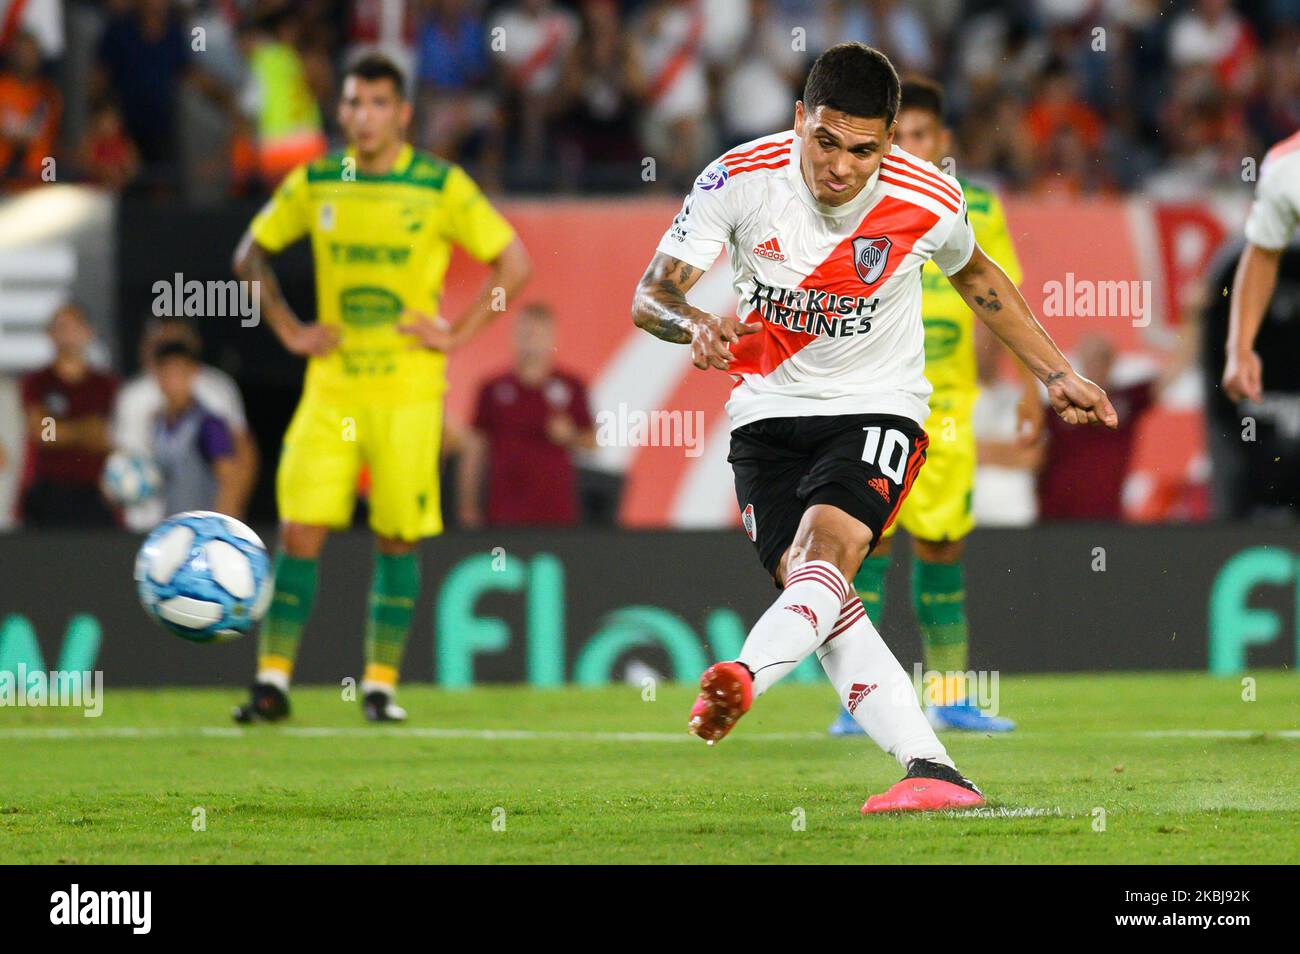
[362,663,398,694]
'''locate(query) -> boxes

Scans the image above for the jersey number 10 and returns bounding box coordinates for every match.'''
[861,426,909,484]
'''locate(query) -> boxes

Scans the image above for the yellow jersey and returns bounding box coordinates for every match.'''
[918,179,1021,396]
[250,144,516,405]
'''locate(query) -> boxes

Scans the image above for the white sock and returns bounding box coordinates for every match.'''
[360,680,395,698]
[817,596,953,770]
[738,560,848,697]
[257,668,290,693]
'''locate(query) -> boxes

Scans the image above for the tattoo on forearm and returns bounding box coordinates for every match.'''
[973,288,1002,312]
[1045,371,1065,385]
[633,257,700,344]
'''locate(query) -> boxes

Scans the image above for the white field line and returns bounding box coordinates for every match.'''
[0,727,1295,742]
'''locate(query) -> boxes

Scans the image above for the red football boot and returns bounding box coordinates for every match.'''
[688,662,753,744]
[861,758,985,813]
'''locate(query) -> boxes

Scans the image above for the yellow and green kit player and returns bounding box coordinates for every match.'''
[231,55,531,723]
[830,77,1038,735]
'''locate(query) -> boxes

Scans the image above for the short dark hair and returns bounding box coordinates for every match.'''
[154,340,200,365]
[345,53,406,98]
[900,76,944,120]
[802,44,901,125]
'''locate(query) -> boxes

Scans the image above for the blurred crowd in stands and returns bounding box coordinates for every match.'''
[2,0,1297,198]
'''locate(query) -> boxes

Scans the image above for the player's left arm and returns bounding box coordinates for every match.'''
[399,237,531,351]
[976,190,1044,442]
[948,243,1117,429]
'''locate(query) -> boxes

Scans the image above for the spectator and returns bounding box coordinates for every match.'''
[459,304,594,527]
[553,0,644,190]
[238,5,328,187]
[76,101,140,190]
[716,0,802,148]
[863,0,934,75]
[19,304,118,528]
[0,0,63,61]
[94,0,230,194]
[633,0,710,192]
[346,0,418,92]
[493,0,579,181]
[413,0,499,179]
[113,318,257,527]
[1037,334,1190,521]
[1023,56,1104,153]
[1169,0,1259,92]
[149,340,241,516]
[0,30,60,189]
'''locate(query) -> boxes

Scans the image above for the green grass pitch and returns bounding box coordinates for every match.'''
[1,671,1297,864]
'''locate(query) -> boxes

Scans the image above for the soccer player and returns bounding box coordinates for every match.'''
[230,55,530,723]
[828,77,1035,737]
[1222,129,1300,403]
[631,44,1115,812]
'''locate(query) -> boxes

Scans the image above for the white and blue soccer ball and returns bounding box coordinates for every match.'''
[135,511,274,643]
[101,451,162,507]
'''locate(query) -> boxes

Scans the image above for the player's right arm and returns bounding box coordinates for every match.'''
[631,254,758,370]
[231,165,338,358]
[631,167,758,370]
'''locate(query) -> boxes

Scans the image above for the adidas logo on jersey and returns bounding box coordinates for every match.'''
[868,477,891,501]
[846,682,878,714]
[753,236,786,261]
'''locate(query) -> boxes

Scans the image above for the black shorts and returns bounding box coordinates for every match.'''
[729,413,929,578]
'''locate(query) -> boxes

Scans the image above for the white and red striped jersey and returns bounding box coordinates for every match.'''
[656,130,976,430]
[1244,130,1300,251]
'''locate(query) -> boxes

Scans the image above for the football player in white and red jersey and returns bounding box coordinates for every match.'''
[631,43,1117,813]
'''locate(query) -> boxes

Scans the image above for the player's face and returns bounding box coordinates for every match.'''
[338,77,411,157]
[794,102,895,206]
[895,108,948,165]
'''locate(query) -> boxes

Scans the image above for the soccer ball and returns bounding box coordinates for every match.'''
[101,451,162,507]
[135,511,274,643]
